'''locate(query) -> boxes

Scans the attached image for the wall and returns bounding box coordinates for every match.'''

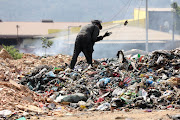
[134,8,146,20]
[149,11,173,32]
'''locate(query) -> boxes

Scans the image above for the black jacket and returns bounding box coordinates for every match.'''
[75,24,103,52]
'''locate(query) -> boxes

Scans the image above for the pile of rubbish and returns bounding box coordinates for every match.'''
[19,48,180,112]
[0,48,179,119]
[0,80,50,120]
[0,48,82,119]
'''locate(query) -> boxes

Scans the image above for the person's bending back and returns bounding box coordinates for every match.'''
[70,20,112,69]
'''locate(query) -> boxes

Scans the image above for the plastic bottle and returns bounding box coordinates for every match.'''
[146,80,157,87]
[99,78,111,85]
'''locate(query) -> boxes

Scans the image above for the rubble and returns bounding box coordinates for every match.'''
[0,53,83,119]
[18,48,180,112]
[0,48,180,119]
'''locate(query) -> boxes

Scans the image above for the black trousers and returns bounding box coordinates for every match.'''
[70,36,93,69]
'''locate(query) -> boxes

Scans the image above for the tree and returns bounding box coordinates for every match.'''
[41,37,53,57]
[171,2,180,34]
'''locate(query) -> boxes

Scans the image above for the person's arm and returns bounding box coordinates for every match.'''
[96,36,104,42]
[92,26,112,42]
[96,31,112,42]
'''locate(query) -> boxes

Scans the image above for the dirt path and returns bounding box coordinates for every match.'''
[36,109,180,120]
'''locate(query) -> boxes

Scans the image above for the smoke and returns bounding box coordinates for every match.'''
[23,25,179,59]
[21,31,76,57]
[33,38,70,56]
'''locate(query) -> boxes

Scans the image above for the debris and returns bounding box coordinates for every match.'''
[144,109,152,112]
[0,48,13,60]
[0,110,12,117]
[115,116,126,119]
[9,79,22,90]
[167,114,180,120]
[97,102,111,111]
[16,105,44,113]
[0,48,179,119]
[55,93,87,103]
[16,117,27,120]
[17,48,180,112]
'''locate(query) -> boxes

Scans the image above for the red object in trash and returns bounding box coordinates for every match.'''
[39,102,45,108]
[95,97,104,103]
[113,72,120,77]
[124,77,132,84]
[102,62,107,66]
[167,105,173,108]
[119,81,124,87]
[139,56,144,62]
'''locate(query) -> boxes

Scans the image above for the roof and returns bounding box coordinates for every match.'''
[136,8,173,12]
[0,22,89,37]
[65,24,180,44]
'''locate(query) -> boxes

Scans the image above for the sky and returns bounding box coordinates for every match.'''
[0,0,179,22]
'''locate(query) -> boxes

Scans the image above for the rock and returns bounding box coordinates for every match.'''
[47,98,53,103]
[55,93,87,103]
[23,60,34,65]
[78,101,87,106]
[0,48,13,59]
[0,74,5,80]
[0,110,12,117]
[9,79,22,90]
[47,103,56,110]
[41,58,46,63]
[16,105,44,113]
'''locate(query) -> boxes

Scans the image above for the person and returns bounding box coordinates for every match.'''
[70,20,112,69]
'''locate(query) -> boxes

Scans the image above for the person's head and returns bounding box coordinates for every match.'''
[91,20,102,30]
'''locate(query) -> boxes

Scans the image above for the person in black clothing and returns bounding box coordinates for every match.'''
[70,20,112,69]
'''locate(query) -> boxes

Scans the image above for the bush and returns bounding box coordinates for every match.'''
[2,45,23,59]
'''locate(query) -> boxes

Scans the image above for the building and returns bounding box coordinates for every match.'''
[0,20,88,47]
[138,8,173,32]
[114,8,174,33]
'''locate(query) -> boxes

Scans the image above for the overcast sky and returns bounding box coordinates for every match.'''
[0,0,179,22]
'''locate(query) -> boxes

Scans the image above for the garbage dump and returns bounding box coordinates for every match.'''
[19,48,180,111]
[0,48,179,119]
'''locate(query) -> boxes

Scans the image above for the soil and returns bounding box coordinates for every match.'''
[37,109,180,120]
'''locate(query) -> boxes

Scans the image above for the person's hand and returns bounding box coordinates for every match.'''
[103,31,112,37]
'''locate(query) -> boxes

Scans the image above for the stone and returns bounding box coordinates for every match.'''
[0,48,13,60]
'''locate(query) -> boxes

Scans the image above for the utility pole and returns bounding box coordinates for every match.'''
[16,25,20,45]
[145,0,149,52]
[172,1,176,49]
[172,8,175,49]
